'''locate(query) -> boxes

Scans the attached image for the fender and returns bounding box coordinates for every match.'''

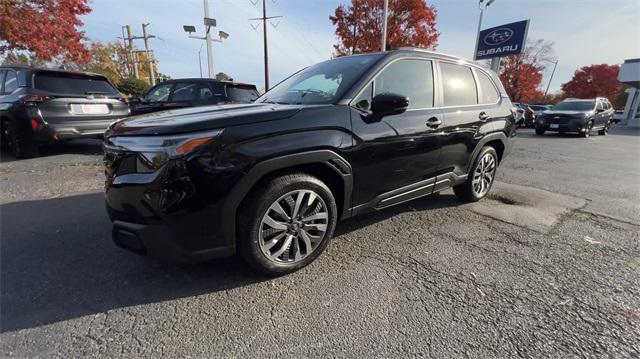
[220,149,353,246]
[465,131,509,174]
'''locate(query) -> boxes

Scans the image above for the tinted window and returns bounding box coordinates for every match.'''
[171,83,199,102]
[552,101,595,111]
[145,83,172,102]
[34,72,118,96]
[4,71,19,94]
[440,63,478,107]
[0,71,5,93]
[353,82,373,111]
[226,85,259,102]
[374,59,434,109]
[476,70,499,104]
[199,85,214,100]
[596,102,604,110]
[260,53,381,105]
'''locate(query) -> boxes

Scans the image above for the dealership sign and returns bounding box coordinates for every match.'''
[475,20,529,60]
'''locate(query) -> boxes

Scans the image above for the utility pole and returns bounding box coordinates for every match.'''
[125,25,139,79]
[204,0,214,78]
[142,23,156,86]
[381,0,388,51]
[198,44,204,78]
[249,0,282,91]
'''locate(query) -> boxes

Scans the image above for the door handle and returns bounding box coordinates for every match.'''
[426,117,442,128]
[479,112,489,122]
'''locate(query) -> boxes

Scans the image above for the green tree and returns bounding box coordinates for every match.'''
[117,77,149,97]
[215,72,233,81]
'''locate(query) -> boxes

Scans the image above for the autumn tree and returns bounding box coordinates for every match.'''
[215,72,233,81]
[330,0,439,56]
[498,39,555,103]
[561,64,622,102]
[0,0,92,63]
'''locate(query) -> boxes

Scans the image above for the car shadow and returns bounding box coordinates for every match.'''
[0,191,462,333]
[0,139,103,163]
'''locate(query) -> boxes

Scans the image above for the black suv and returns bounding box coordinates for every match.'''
[535,97,613,137]
[104,49,518,275]
[0,67,129,158]
[130,79,259,115]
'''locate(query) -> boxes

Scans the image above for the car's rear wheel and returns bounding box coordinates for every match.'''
[2,121,38,158]
[453,146,498,202]
[535,128,545,135]
[238,172,338,276]
[598,122,609,136]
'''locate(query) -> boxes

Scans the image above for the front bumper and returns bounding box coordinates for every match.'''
[536,118,587,133]
[104,149,240,262]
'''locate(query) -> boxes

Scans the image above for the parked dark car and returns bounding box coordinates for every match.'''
[535,97,613,137]
[0,66,129,158]
[130,79,259,115]
[104,49,518,275]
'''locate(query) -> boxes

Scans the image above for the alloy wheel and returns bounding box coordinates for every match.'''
[258,190,329,263]
[472,153,496,197]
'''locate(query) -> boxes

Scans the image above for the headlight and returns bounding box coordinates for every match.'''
[106,129,223,172]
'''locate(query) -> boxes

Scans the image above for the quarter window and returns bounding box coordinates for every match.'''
[476,70,500,104]
[4,71,18,94]
[440,62,478,107]
[374,59,434,109]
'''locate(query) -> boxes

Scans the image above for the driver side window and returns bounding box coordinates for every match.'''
[145,83,172,102]
[353,59,434,111]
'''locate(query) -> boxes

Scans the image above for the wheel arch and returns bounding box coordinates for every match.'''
[221,150,353,247]
[466,131,509,173]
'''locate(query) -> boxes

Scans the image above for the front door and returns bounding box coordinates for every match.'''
[349,58,444,209]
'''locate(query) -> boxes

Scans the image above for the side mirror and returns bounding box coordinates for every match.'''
[513,108,525,125]
[367,93,409,121]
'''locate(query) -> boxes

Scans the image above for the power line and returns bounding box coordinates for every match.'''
[248,0,282,91]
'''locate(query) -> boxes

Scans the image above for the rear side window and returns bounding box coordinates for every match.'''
[34,72,119,96]
[226,85,259,102]
[4,71,18,94]
[440,62,478,107]
[476,70,500,104]
[374,59,434,109]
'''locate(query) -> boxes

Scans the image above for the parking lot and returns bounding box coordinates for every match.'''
[1,127,639,357]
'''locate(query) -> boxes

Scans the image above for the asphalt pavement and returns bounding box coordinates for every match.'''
[1,127,638,358]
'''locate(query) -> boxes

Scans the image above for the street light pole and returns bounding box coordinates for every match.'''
[381,0,389,51]
[203,0,214,78]
[198,44,203,78]
[544,59,559,96]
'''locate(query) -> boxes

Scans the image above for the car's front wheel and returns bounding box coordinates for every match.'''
[239,172,338,276]
[581,121,593,138]
[453,146,498,202]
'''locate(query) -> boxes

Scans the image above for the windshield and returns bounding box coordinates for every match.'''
[553,101,595,111]
[259,54,382,105]
[35,72,120,96]
[529,105,549,111]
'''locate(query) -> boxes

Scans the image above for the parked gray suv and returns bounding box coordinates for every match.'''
[535,97,613,138]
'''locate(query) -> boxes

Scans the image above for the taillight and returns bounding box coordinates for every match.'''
[30,119,41,131]
[22,93,49,103]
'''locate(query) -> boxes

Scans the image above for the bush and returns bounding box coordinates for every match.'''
[117,77,150,97]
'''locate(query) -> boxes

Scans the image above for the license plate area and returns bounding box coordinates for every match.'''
[550,124,560,129]
[70,104,110,115]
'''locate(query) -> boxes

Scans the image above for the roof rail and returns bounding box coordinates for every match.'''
[396,47,469,62]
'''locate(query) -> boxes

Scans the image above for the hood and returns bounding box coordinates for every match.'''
[543,110,590,117]
[106,103,302,136]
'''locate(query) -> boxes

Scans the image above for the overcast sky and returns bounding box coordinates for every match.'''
[81,0,640,92]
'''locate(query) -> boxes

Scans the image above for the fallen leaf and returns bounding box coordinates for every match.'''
[584,236,601,244]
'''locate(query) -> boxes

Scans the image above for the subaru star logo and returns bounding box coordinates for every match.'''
[484,28,514,45]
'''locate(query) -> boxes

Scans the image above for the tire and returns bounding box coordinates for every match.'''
[238,172,338,276]
[598,122,609,136]
[535,128,545,136]
[453,146,498,202]
[2,121,38,158]
[581,121,593,138]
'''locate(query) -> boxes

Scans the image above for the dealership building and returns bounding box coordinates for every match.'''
[618,58,640,127]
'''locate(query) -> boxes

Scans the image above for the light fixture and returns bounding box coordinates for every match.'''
[183,25,196,34]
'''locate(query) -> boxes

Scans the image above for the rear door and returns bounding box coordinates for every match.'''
[32,71,128,125]
[436,62,505,181]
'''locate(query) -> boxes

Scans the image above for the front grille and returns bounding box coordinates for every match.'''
[544,114,573,124]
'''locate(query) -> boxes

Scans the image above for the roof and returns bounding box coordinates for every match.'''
[158,78,256,87]
[0,65,106,78]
